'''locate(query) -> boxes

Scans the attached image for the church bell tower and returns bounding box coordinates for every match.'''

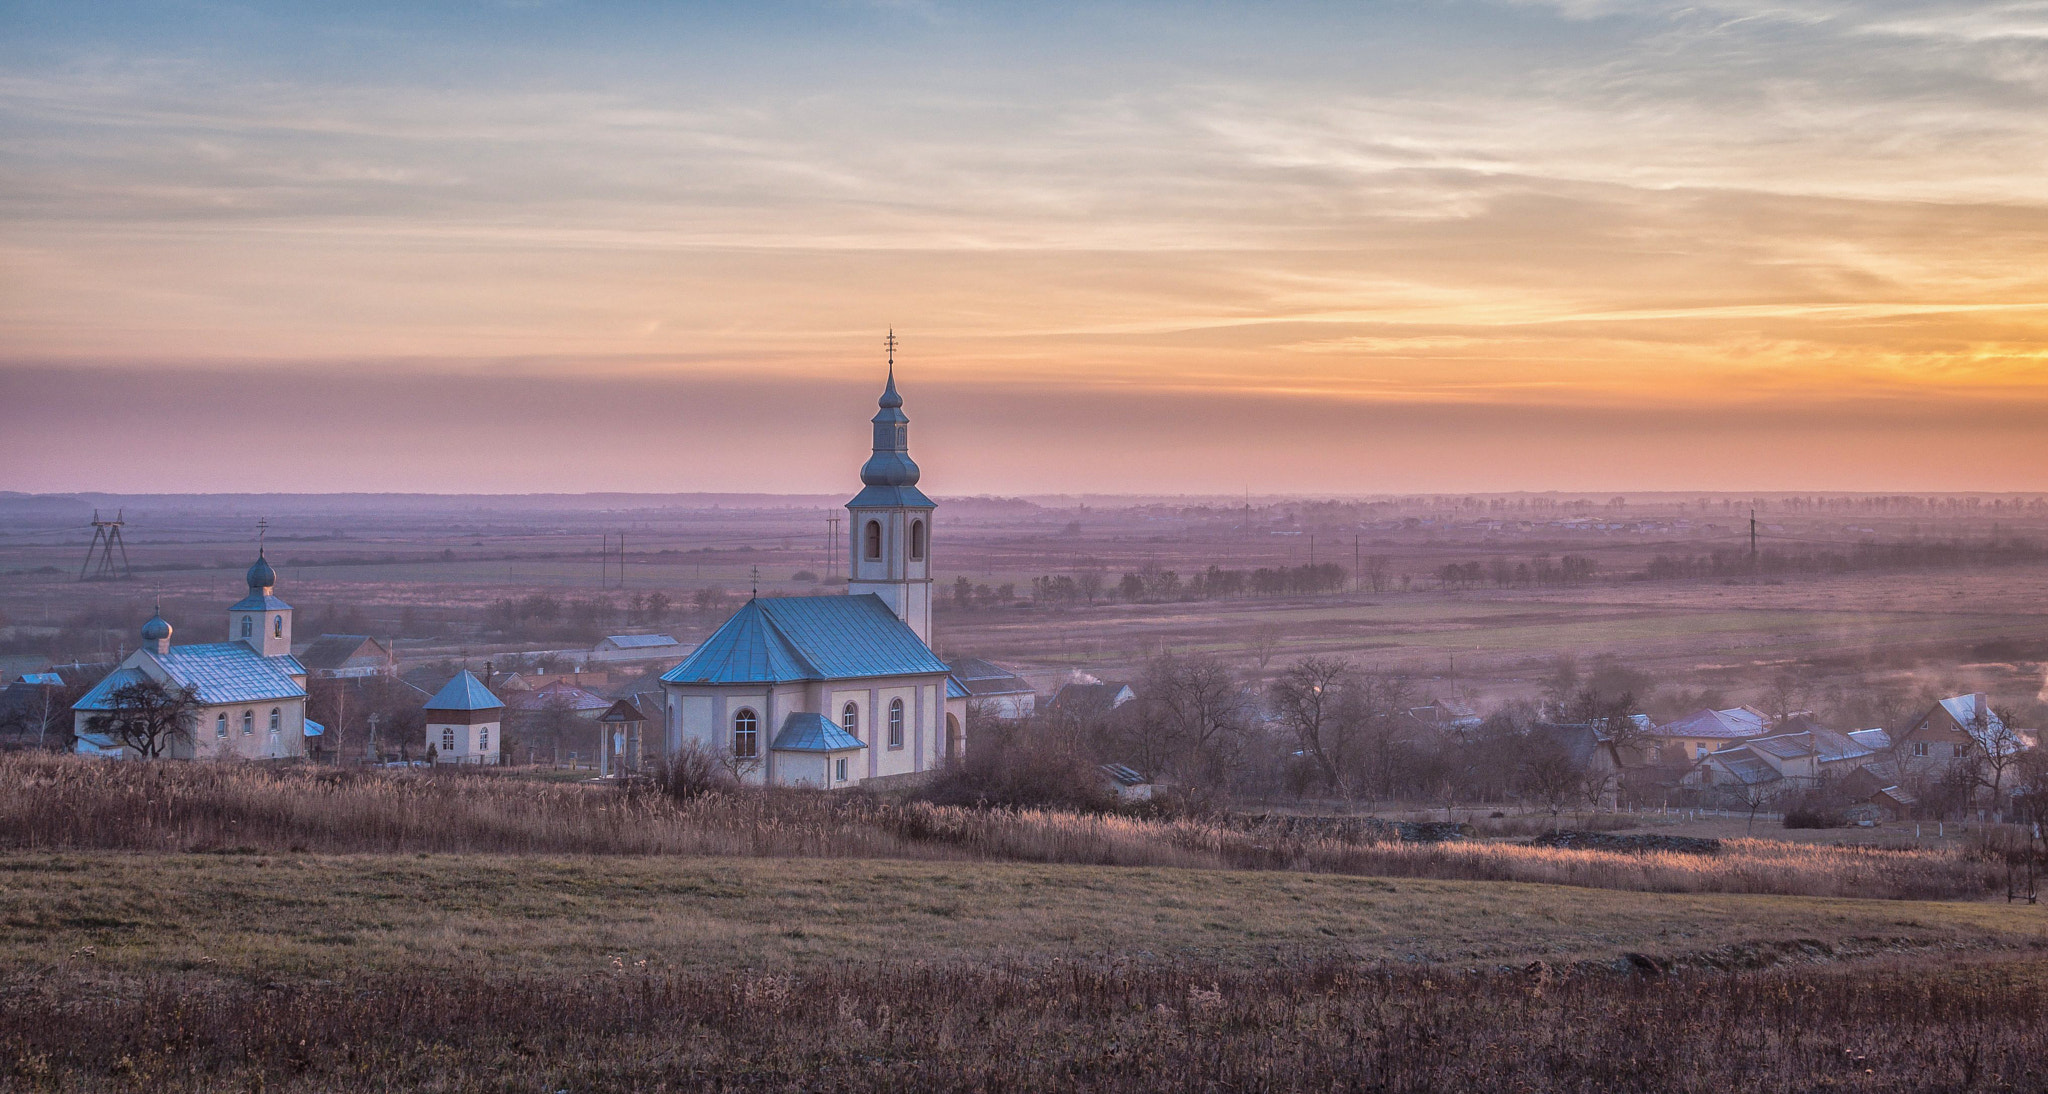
[846,333,936,646]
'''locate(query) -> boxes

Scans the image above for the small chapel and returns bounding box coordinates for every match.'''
[659,358,968,788]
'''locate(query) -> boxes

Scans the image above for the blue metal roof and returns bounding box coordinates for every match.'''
[154,643,305,704]
[424,670,504,711]
[947,675,970,699]
[847,484,935,510]
[228,593,294,612]
[603,633,680,649]
[304,718,325,737]
[74,643,305,711]
[662,594,950,685]
[71,666,151,711]
[771,711,865,752]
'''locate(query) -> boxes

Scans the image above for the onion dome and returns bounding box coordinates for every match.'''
[859,367,921,487]
[141,610,172,643]
[246,549,276,591]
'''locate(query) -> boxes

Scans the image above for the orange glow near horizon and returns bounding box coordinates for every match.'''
[4,2,2047,494]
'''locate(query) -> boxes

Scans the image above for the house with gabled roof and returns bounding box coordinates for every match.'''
[656,364,968,787]
[592,634,688,663]
[1645,707,1769,764]
[72,545,315,760]
[947,657,1036,719]
[297,634,392,679]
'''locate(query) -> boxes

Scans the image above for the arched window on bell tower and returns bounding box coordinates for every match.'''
[864,520,882,560]
[910,520,926,561]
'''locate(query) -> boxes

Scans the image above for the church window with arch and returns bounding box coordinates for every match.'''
[478,726,490,751]
[241,710,253,735]
[909,520,926,561]
[215,713,228,739]
[863,521,882,560]
[268,708,280,733]
[733,709,759,758]
[273,614,283,638]
[842,701,859,739]
[443,726,456,753]
[241,616,253,638]
[888,698,905,749]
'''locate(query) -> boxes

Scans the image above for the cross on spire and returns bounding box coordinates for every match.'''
[256,517,268,553]
[751,564,760,600]
[885,329,896,369]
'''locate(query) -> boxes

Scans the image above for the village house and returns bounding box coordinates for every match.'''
[1644,706,1770,764]
[590,634,688,664]
[1048,681,1136,719]
[947,657,1037,719]
[296,634,394,679]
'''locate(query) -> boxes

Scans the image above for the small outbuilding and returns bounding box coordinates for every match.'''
[423,670,504,765]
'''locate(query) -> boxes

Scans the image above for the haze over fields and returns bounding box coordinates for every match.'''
[5,1,2048,494]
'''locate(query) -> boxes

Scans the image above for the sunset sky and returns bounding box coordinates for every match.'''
[3,1,2046,495]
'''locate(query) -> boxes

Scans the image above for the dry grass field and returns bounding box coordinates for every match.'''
[6,758,2048,1089]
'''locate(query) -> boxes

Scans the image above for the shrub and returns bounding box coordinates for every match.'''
[1784,806,1847,830]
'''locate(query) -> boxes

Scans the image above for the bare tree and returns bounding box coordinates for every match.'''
[83,679,201,759]
[1518,735,1585,831]
[1141,652,1247,789]
[1246,625,1283,679]
[1270,656,1356,795]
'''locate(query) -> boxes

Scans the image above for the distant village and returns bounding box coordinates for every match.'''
[2,369,2040,826]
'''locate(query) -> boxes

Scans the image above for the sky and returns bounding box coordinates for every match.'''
[2,0,2046,495]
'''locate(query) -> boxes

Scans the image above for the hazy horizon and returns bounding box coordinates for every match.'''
[6,1,2046,494]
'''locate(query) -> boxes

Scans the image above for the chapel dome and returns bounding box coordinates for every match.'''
[246,551,276,591]
[141,613,172,643]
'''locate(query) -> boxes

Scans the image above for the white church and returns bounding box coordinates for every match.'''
[73,549,316,760]
[658,365,968,788]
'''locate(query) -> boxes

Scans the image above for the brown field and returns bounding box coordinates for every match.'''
[6,492,2048,714]
[6,758,2048,1090]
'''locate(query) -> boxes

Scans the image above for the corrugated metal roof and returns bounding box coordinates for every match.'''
[304,718,325,737]
[603,633,681,649]
[71,666,151,711]
[948,658,1032,695]
[1658,708,1761,740]
[227,593,294,612]
[1848,728,1892,751]
[661,594,948,685]
[771,711,865,752]
[946,675,970,699]
[424,670,504,712]
[75,644,306,710]
[153,644,306,704]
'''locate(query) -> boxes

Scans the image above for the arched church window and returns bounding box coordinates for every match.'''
[216,713,228,739]
[273,614,283,638]
[269,708,280,732]
[864,521,882,560]
[733,709,759,758]
[241,616,253,638]
[842,702,859,739]
[241,711,254,735]
[888,698,905,749]
[909,521,926,561]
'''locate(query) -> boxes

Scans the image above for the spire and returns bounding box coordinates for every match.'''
[860,333,920,487]
[880,330,902,409]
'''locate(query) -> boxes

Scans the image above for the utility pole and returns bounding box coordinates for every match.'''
[1353,533,1360,593]
[1749,508,1759,583]
[826,517,841,581]
[600,534,608,589]
[617,531,625,589]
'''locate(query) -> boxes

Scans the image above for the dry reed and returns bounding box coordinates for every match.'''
[0,754,2001,900]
